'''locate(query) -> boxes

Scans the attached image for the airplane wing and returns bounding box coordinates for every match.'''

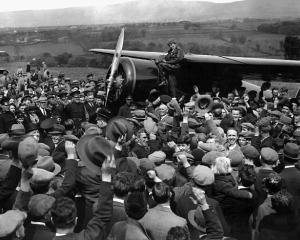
[89,48,300,67]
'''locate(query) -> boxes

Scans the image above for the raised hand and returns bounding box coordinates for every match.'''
[65,141,77,159]
[101,154,116,182]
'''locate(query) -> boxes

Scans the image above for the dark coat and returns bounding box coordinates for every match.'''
[165,46,184,66]
[0,154,12,183]
[280,166,300,210]
[64,102,86,128]
[251,136,274,151]
[118,104,132,118]
[0,165,21,210]
[0,112,16,133]
[105,200,128,237]
[258,213,300,240]
[255,168,275,205]
[35,107,51,122]
[52,140,67,171]
[24,223,55,240]
[84,102,98,124]
[212,173,251,206]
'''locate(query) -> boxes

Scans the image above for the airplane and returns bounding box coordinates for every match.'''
[90,29,300,107]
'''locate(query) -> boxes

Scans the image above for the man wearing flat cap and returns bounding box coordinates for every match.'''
[155,40,184,97]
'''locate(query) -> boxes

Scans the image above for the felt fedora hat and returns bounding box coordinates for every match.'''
[77,134,113,174]
[105,117,133,143]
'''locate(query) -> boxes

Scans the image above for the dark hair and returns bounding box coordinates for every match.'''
[239,165,256,187]
[152,182,170,204]
[263,173,283,195]
[271,190,294,214]
[166,226,191,240]
[132,175,146,193]
[30,181,50,194]
[64,119,74,131]
[177,135,191,145]
[113,172,134,198]
[125,192,148,220]
[51,197,77,229]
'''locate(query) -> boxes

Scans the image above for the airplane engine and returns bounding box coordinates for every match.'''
[106,57,159,102]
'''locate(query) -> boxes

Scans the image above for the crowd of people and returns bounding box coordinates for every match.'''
[0,62,299,240]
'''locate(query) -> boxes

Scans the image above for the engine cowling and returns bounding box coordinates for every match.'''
[106,57,159,102]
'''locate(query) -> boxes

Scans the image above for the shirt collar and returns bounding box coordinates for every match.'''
[285,165,295,169]
[55,233,67,237]
[113,197,124,204]
[31,221,46,226]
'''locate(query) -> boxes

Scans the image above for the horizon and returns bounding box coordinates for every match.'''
[0,0,242,12]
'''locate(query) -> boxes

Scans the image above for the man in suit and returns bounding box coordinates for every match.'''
[84,91,98,124]
[105,172,135,237]
[24,195,56,240]
[108,191,151,240]
[36,96,51,122]
[280,143,300,211]
[140,182,187,240]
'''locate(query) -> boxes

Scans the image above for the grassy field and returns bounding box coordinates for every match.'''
[0,41,85,58]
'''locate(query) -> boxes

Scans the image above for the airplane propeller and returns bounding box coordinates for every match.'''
[105,28,125,106]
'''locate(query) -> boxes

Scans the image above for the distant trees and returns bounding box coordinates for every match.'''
[55,52,72,66]
[283,36,300,60]
[258,21,300,35]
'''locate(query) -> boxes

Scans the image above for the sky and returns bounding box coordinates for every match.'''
[0,0,241,12]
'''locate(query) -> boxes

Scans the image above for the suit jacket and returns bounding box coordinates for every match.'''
[36,107,51,122]
[108,218,151,240]
[0,165,21,210]
[84,102,98,124]
[258,213,300,240]
[0,154,11,182]
[118,104,132,118]
[251,136,274,151]
[140,204,187,240]
[53,181,113,240]
[280,166,300,209]
[106,199,128,237]
[24,222,54,240]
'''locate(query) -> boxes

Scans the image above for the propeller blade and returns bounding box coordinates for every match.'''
[105,28,125,106]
